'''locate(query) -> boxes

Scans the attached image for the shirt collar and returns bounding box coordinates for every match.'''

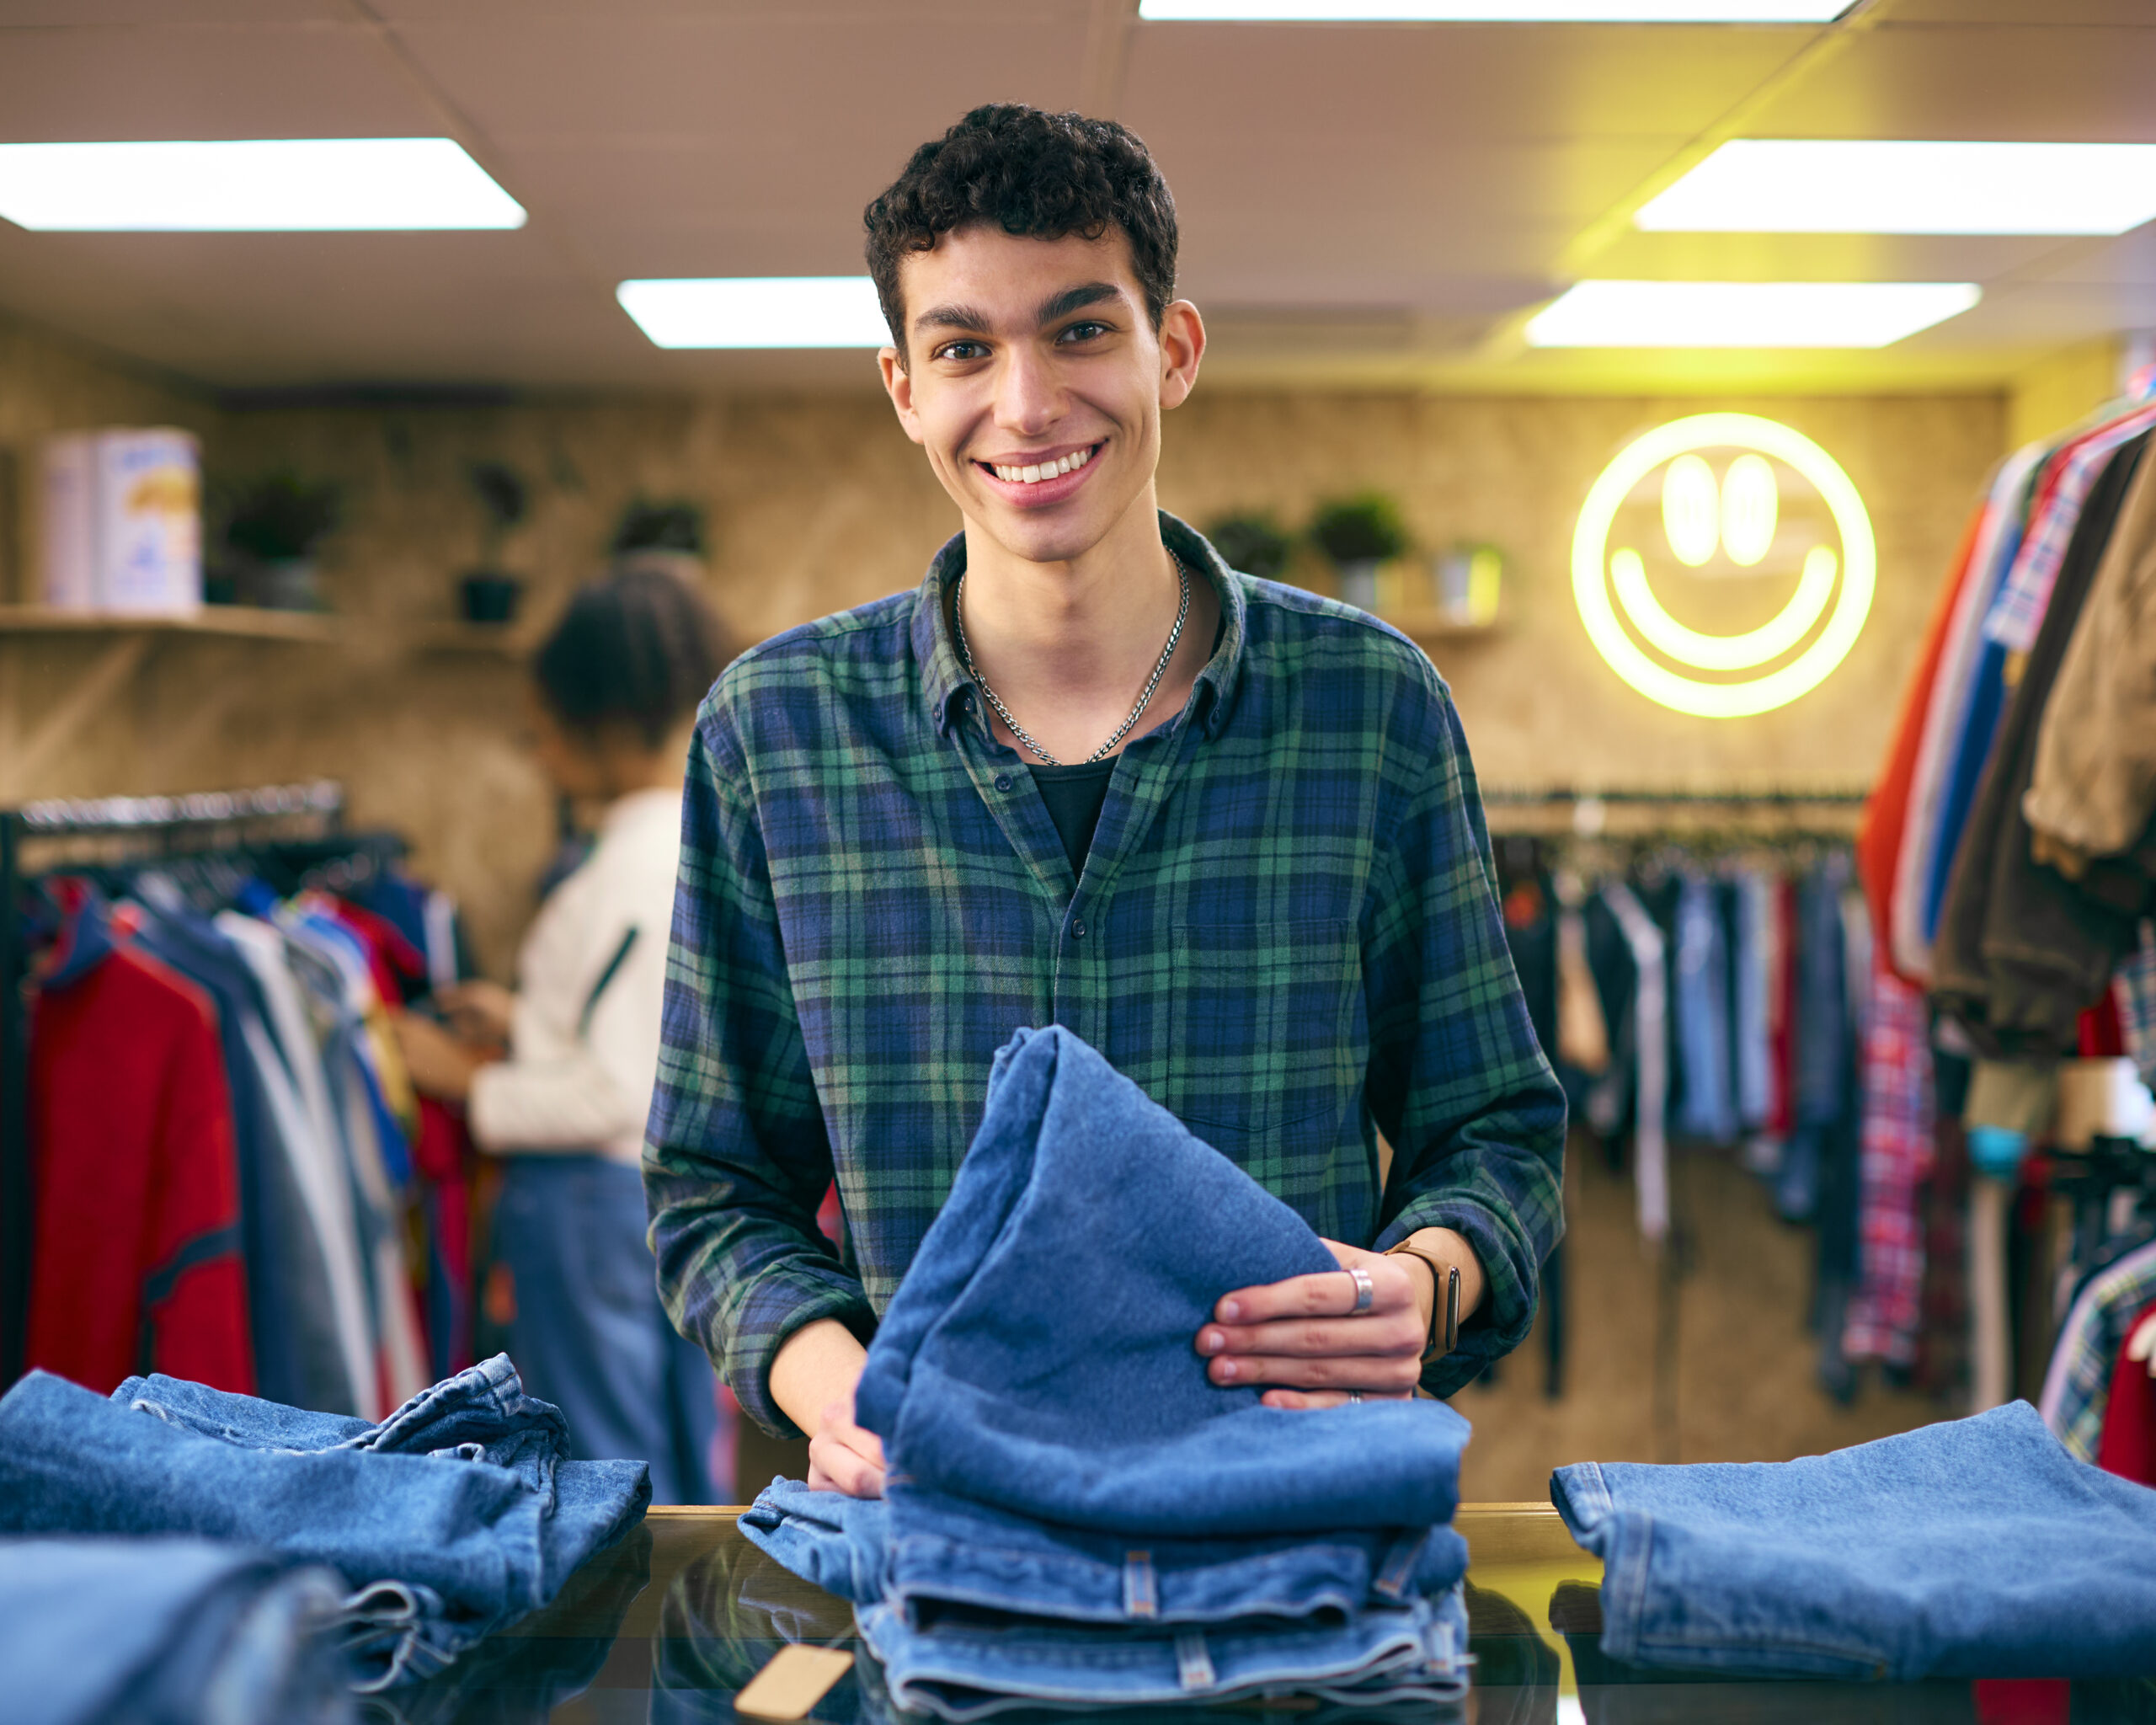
[912,510,1248,743]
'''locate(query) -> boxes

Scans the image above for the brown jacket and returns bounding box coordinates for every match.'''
[1933,433,2154,1059]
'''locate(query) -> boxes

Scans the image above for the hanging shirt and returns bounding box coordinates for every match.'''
[1985,399,2156,654]
[468,785,682,1167]
[27,884,254,1396]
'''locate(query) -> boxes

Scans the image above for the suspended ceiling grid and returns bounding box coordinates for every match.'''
[0,0,2150,394]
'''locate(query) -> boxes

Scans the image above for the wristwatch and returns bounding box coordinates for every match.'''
[1385,1242,1461,1363]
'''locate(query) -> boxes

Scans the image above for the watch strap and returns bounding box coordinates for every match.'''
[1384,1241,1461,1363]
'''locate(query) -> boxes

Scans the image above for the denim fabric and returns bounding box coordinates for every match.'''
[853,1026,1471,1540]
[854,1585,1469,1721]
[0,1536,353,1725]
[0,1354,648,1689]
[495,1154,720,1504]
[1551,1401,2156,1679]
[741,1477,1469,1627]
[1672,876,1736,1144]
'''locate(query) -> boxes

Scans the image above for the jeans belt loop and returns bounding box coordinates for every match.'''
[1123,1551,1157,1619]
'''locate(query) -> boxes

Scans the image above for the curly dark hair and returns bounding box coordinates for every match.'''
[864,104,1178,363]
[532,567,728,749]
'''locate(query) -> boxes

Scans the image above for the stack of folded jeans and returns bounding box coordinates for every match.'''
[0,1537,355,1725]
[0,1353,650,1693]
[744,1026,1474,1719]
[1551,1400,2156,1680]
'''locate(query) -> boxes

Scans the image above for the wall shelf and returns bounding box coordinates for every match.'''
[0,604,339,644]
[401,620,533,657]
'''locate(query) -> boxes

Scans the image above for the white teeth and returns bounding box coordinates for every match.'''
[992,447,1094,484]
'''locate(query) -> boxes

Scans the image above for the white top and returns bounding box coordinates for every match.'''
[467,786,683,1167]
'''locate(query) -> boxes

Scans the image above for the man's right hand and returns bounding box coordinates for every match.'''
[772,1317,883,1497]
[806,1393,888,1498]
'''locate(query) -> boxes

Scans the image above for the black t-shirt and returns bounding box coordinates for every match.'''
[1030,758,1117,876]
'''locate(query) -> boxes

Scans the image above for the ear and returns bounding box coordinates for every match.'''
[1156,300,1205,411]
[879,346,926,446]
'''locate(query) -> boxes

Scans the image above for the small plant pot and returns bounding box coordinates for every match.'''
[253,558,325,612]
[460,572,523,624]
[1335,558,1382,612]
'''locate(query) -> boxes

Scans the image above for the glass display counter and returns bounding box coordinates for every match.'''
[390,1504,2155,1724]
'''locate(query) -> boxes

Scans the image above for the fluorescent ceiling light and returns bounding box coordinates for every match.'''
[0,139,524,231]
[1139,3,1849,19]
[616,277,890,349]
[1637,140,2156,236]
[1525,280,1979,348]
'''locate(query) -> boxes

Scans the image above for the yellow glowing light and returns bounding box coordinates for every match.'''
[1572,414,1875,718]
[1610,543,1837,673]
[1661,454,1719,567]
[1720,452,1778,567]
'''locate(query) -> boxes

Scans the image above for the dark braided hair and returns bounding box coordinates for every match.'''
[864,104,1178,362]
[531,566,728,749]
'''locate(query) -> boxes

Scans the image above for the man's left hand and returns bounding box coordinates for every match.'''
[1195,1233,1479,1409]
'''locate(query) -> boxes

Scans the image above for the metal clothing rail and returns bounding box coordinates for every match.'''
[1481,786,1870,805]
[0,779,346,1389]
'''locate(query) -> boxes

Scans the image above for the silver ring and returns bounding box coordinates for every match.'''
[1348,1266,1374,1313]
[1348,1391,1364,1405]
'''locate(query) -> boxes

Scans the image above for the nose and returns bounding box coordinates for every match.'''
[993,339,1065,439]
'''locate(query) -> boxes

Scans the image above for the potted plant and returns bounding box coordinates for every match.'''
[610,498,707,581]
[219,472,342,611]
[1309,493,1408,612]
[461,459,529,623]
[1203,512,1294,583]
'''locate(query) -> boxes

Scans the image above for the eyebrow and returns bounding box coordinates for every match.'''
[911,280,1127,336]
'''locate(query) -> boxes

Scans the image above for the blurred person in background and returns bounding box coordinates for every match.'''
[394,565,730,1504]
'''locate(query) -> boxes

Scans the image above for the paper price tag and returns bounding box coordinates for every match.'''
[734,1645,856,1721]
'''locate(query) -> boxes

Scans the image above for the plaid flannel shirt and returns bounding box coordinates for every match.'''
[643,514,1566,1435]
[1984,403,2156,653]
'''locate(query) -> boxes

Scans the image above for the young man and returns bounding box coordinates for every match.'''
[645,104,1564,1497]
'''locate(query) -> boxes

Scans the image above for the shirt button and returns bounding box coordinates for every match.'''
[1070,918,1087,939]
[994,774,1012,792]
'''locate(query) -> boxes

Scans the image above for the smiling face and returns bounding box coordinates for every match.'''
[879,223,1203,572]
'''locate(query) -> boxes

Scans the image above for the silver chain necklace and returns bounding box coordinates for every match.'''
[953,554,1192,766]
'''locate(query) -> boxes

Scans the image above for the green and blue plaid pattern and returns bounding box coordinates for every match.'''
[645,514,1566,1435]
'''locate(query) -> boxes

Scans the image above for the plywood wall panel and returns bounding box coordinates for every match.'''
[0,311,2004,975]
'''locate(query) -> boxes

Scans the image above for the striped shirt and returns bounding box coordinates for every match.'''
[643,514,1566,1435]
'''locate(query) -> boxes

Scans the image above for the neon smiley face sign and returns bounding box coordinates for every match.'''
[1571,413,1876,718]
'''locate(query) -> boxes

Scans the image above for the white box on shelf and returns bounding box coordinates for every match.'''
[39,433,99,611]
[92,428,202,614]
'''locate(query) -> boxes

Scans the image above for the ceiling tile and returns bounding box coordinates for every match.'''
[393,10,1090,147]
[1875,0,2156,23]
[0,3,347,23]
[1744,24,2156,142]
[1585,230,2083,284]
[1123,22,1819,146]
[0,22,437,141]
[2006,227,2156,288]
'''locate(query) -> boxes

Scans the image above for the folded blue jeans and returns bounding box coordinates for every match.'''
[745,1028,1476,1717]
[855,1587,1470,1721]
[1552,1400,2156,1680]
[0,1537,354,1725]
[743,1477,1469,1630]
[854,1026,1470,1541]
[0,1354,649,1689]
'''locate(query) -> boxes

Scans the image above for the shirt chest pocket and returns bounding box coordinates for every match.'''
[1165,917,1363,1149]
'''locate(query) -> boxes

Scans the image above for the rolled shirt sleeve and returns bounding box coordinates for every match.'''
[1363,678,1568,1398]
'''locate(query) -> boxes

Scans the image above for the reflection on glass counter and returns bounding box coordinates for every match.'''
[379,1511,2156,1725]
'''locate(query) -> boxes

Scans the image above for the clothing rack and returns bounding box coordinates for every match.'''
[0,780,350,1389]
[1481,785,1869,840]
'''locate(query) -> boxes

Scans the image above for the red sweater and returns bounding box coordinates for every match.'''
[28,896,254,1395]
